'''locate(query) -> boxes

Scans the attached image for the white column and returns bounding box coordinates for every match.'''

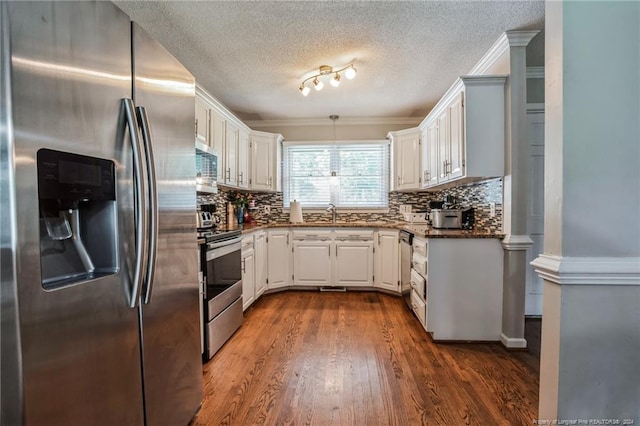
[532,1,640,421]
[500,30,539,349]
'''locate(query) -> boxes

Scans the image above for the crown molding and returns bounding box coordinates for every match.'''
[469,30,541,76]
[531,254,640,286]
[505,30,541,47]
[501,234,534,250]
[468,34,509,76]
[461,75,507,86]
[526,66,545,79]
[195,84,251,131]
[245,117,422,128]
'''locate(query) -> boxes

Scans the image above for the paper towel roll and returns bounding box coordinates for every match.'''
[289,200,303,223]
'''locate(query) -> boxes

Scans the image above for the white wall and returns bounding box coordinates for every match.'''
[538,1,640,421]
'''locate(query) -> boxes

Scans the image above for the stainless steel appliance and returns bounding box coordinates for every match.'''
[430,208,463,229]
[1,2,203,424]
[399,230,414,308]
[199,229,244,360]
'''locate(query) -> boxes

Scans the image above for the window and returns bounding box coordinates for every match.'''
[283,141,389,209]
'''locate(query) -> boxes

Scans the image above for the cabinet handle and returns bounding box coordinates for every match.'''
[195,118,198,135]
[328,245,330,257]
[242,258,246,274]
[377,234,381,245]
[286,234,289,245]
[226,168,231,180]
[239,172,243,184]
[335,245,337,256]
[268,177,272,186]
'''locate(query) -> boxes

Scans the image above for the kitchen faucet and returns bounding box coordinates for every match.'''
[326,203,337,224]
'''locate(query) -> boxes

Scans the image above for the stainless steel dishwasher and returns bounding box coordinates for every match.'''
[399,230,414,309]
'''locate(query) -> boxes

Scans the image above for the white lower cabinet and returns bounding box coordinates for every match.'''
[423,238,503,341]
[241,236,255,311]
[266,230,291,289]
[333,237,374,287]
[373,230,399,292]
[292,237,332,286]
[254,231,267,298]
[290,229,374,287]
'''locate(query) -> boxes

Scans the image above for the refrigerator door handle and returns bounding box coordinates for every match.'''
[122,98,147,308]
[136,106,159,305]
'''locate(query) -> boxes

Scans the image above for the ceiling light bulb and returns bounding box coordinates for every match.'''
[300,85,310,96]
[313,78,324,91]
[330,73,341,87]
[345,66,357,80]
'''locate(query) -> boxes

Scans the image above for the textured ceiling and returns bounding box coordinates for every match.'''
[114,1,544,121]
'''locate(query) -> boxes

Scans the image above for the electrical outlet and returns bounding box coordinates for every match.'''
[489,203,496,217]
[263,205,271,214]
[400,204,412,214]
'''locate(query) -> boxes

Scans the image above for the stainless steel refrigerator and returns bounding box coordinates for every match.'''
[1,2,203,424]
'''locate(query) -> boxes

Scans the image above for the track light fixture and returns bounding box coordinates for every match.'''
[299,63,357,96]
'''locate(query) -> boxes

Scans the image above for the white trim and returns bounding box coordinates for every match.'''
[246,117,423,128]
[527,66,545,79]
[468,30,540,76]
[500,333,528,349]
[195,84,251,132]
[531,254,640,286]
[504,30,541,47]
[527,103,545,113]
[468,33,510,76]
[501,234,534,250]
[282,139,388,147]
[461,75,507,87]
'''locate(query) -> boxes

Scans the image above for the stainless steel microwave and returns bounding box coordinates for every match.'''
[195,141,218,193]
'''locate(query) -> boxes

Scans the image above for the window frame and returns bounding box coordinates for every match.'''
[282,140,390,212]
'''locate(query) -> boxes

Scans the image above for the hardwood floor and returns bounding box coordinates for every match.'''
[192,291,539,426]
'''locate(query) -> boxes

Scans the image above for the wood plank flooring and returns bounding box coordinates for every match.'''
[191,291,539,426]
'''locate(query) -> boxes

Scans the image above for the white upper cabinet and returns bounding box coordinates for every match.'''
[389,128,421,191]
[237,128,249,189]
[196,84,281,190]
[225,121,239,187]
[209,108,226,182]
[421,124,439,188]
[419,75,506,189]
[195,97,209,144]
[250,131,282,192]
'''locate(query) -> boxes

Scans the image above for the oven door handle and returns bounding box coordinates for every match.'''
[207,235,243,250]
[206,240,242,261]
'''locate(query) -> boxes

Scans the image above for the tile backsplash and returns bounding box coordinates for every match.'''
[198,178,503,233]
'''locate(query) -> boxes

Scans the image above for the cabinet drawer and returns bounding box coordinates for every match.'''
[411,290,426,327]
[334,230,374,241]
[413,237,428,257]
[292,230,332,241]
[411,253,428,277]
[241,235,254,250]
[410,269,426,301]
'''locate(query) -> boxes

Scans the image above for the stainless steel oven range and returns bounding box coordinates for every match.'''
[199,229,243,360]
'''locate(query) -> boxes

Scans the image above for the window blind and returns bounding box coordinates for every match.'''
[283,141,389,209]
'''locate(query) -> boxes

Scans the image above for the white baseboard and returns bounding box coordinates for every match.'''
[500,333,528,349]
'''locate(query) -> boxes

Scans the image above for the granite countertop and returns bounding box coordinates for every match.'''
[222,222,503,239]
